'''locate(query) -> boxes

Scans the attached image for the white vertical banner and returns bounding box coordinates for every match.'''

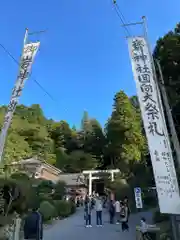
[0,41,40,162]
[134,187,143,209]
[128,37,180,214]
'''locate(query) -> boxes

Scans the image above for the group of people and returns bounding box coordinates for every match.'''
[84,194,130,232]
[108,197,130,231]
[84,194,103,227]
[22,193,151,239]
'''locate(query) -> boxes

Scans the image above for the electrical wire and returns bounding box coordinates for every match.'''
[115,3,127,24]
[0,43,56,103]
[112,0,132,37]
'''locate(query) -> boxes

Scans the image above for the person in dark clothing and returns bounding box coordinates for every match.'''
[109,200,115,224]
[124,197,130,220]
[120,201,129,232]
[84,198,92,227]
[23,207,43,240]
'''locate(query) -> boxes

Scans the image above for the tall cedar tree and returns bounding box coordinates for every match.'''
[105,91,146,171]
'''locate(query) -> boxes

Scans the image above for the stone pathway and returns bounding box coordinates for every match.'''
[43,207,153,240]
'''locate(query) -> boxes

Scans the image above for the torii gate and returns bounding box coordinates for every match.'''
[82,169,120,196]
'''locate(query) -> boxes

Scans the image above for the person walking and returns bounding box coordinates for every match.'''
[84,197,92,227]
[109,200,115,224]
[124,196,131,221]
[95,195,103,227]
[120,201,129,232]
[115,199,121,224]
[23,207,43,240]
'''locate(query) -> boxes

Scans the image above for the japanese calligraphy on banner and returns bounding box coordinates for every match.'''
[134,187,143,209]
[128,37,180,214]
[0,41,40,162]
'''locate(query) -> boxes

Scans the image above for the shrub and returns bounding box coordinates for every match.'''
[10,172,30,181]
[11,179,37,214]
[153,210,170,223]
[39,201,56,222]
[53,200,71,218]
[0,176,36,215]
[37,180,54,195]
[52,181,66,200]
[38,193,53,204]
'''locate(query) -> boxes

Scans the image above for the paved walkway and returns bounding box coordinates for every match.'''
[43,208,153,240]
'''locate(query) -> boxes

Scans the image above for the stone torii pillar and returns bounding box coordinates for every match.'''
[88,172,92,196]
[111,171,114,182]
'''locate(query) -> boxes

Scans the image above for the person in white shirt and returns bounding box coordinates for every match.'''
[115,200,121,224]
[95,195,103,226]
[139,217,156,239]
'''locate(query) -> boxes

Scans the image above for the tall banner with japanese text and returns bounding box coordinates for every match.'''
[0,41,40,162]
[128,37,180,214]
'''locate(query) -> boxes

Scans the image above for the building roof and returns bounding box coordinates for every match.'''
[11,157,41,165]
[11,157,62,174]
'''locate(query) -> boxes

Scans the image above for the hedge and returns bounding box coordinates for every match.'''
[53,200,72,218]
[39,201,56,222]
[39,200,76,222]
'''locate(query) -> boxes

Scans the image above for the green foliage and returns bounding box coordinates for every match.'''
[105,91,147,171]
[37,180,54,195]
[4,132,32,163]
[153,23,180,142]
[67,150,98,172]
[0,175,36,215]
[108,178,132,200]
[53,200,72,218]
[0,88,147,176]
[11,180,36,214]
[39,201,56,222]
[0,88,149,181]
[0,174,75,226]
[10,172,30,181]
[52,181,66,200]
[55,147,69,171]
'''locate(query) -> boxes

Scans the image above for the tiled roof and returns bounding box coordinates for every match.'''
[11,158,62,174]
[11,157,41,165]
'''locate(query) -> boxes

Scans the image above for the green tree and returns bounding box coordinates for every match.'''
[81,111,90,134]
[55,147,69,171]
[67,150,97,173]
[49,120,78,153]
[105,91,146,172]
[53,181,66,200]
[153,23,180,139]
[4,132,32,163]
[83,119,105,167]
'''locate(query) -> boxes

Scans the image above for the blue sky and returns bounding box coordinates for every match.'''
[0,0,179,128]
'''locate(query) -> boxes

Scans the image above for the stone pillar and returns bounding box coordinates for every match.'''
[111,171,114,182]
[88,172,92,196]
